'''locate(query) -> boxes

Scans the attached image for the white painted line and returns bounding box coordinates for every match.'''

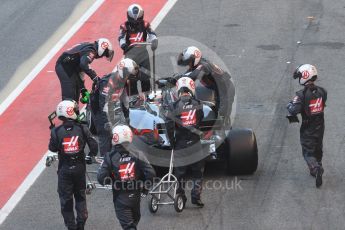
[0,0,105,225]
[0,0,105,116]
[0,0,178,226]
[150,0,178,30]
[0,151,49,225]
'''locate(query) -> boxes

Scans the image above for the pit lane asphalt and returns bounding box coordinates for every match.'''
[2,0,345,229]
[0,0,95,103]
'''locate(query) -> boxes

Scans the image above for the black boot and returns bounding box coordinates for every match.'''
[191,198,204,208]
[77,222,85,230]
[316,167,323,188]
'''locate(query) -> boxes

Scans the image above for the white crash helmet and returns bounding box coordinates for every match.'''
[117,58,139,79]
[177,46,202,67]
[293,64,318,85]
[127,4,144,23]
[176,77,196,97]
[96,38,114,62]
[112,125,133,145]
[56,100,79,120]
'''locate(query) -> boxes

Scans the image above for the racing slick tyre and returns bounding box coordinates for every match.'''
[149,196,159,213]
[226,129,258,175]
[174,194,185,213]
[86,105,97,134]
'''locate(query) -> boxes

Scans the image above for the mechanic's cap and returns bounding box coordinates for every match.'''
[112,125,133,145]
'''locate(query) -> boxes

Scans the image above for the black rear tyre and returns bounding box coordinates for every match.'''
[225,129,258,175]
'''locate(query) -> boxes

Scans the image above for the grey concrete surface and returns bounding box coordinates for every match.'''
[1,0,345,229]
[0,0,95,103]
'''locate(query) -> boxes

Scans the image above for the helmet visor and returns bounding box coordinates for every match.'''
[177,53,189,66]
[107,50,114,62]
[128,66,139,80]
[104,49,114,62]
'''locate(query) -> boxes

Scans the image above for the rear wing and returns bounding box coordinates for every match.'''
[155,119,224,134]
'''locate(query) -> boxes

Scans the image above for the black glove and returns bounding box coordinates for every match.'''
[85,155,93,165]
[104,122,112,132]
[151,39,158,51]
[166,77,177,85]
[286,114,299,123]
[121,43,129,52]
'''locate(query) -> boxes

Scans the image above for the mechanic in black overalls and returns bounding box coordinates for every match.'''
[287,64,327,188]
[97,125,156,230]
[55,38,114,102]
[89,73,113,157]
[90,58,139,156]
[49,100,98,230]
[118,4,158,95]
[177,46,235,127]
[167,77,205,207]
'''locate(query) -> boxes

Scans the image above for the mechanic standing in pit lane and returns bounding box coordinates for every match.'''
[118,4,158,96]
[97,125,156,230]
[287,64,327,188]
[166,77,206,207]
[55,38,114,102]
[48,100,98,230]
[177,46,235,127]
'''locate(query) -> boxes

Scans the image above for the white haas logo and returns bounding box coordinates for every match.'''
[129,32,144,42]
[62,136,80,153]
[309,98,323,114]
[181,109,196,126]
[119,162,136,181]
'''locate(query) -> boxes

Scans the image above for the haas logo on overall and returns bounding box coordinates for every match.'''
[129,32,144,43]
[181,109,196,126]
[119,162,136,181]
[62,136,80,153]
[309,98,324,114]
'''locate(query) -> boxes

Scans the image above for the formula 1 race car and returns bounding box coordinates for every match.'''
[86,76,258,175]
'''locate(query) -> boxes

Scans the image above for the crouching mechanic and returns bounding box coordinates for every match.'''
[167,77,205,207]
[104,58,139,127]
[287,64,327,188]
[118,4,158,95]
[97,125,156,230]
[48,100,98,230]
[177,46,235,127]
[90,58,138,157]
[56,38,114,102]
